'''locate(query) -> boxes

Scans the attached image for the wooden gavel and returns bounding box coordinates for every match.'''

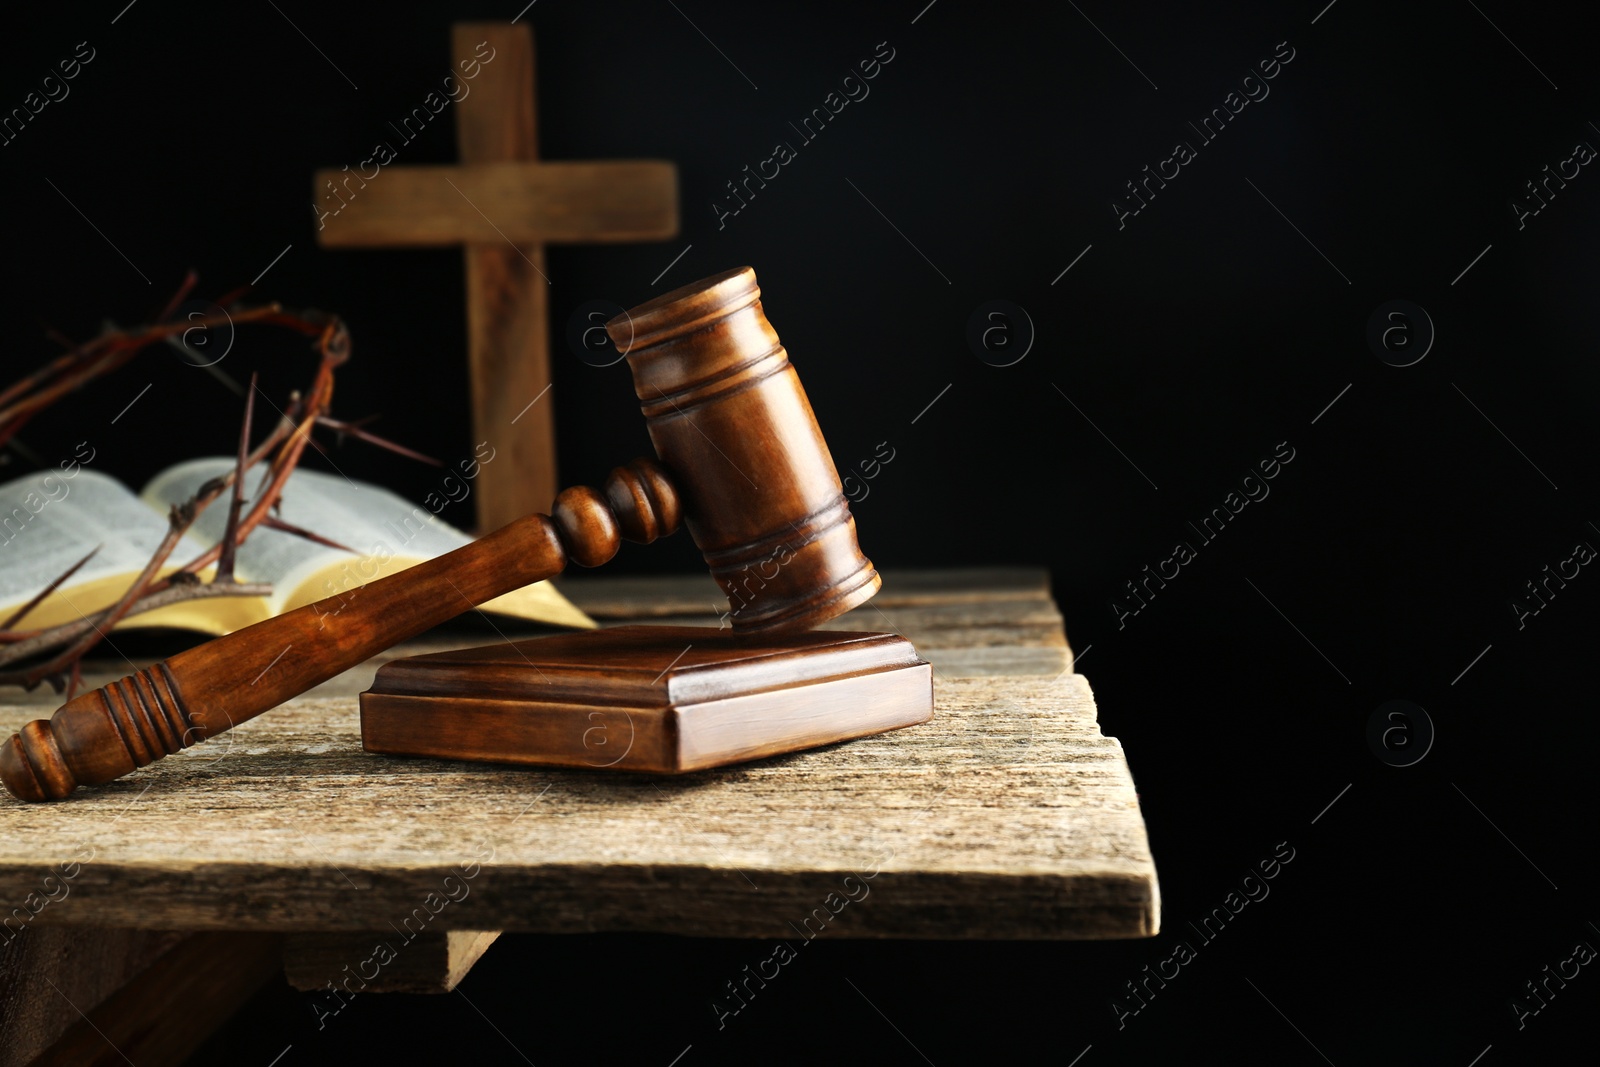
[1,266,881,801]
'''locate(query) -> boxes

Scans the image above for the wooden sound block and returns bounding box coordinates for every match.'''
[359,626,932,774]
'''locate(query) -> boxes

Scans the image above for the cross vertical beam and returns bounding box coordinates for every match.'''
[455,23,554,531]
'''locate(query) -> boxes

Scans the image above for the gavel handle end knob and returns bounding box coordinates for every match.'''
[1,720,79,802]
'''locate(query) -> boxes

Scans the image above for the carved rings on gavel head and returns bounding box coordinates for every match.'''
[606,266,881,634]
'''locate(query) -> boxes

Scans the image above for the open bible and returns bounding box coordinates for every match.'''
[0,457,593,636]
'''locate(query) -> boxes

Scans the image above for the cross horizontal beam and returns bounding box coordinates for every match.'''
[313,160,678,248]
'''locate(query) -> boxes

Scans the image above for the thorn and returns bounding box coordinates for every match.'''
[315,415,442,466]
[154,269,200,324]
[0,544,103,631]
[258,514,353,553]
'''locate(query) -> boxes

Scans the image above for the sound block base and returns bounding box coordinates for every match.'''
[359,625,933,774]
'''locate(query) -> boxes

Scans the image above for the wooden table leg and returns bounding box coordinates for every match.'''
[0,928,281,1067]
[283,930,502,994]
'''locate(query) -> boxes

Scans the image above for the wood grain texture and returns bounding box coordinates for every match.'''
[0,675,1155,940]
[283,930,499,994]
[312,162,677,247]
[0,570,1153,952]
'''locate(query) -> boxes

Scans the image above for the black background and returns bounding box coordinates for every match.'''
[4,1,1598,1063]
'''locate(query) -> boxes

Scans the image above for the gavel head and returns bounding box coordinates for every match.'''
[608,266,880,634]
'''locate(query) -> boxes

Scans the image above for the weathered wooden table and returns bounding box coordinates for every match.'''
[0,568,1158,1065]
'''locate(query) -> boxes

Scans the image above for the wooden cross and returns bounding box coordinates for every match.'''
[314,22,678,532]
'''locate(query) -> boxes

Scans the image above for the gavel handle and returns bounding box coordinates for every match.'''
[0,458,681,802]
[0,513,565,801]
